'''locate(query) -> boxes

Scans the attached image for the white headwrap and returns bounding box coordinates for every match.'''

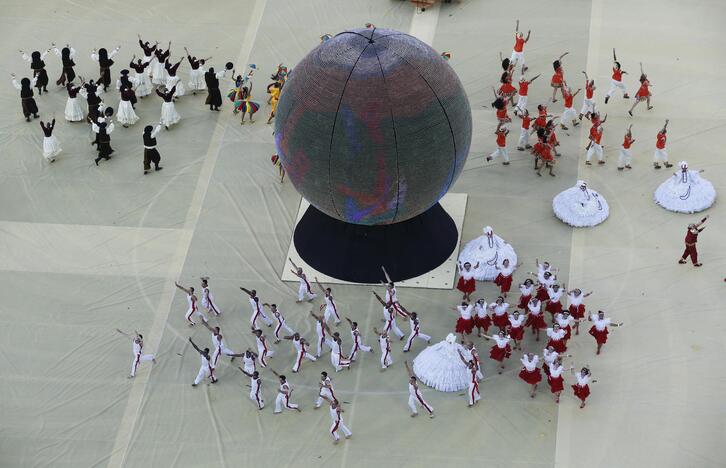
[483,226,493,235]
[679,161,688,169]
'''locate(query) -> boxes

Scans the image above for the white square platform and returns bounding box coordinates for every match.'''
[281,193,468,289]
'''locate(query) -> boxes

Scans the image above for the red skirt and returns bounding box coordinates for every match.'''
[548,375,564,393]
[490,344,511,362]
[524,314,546,329]
[519,368,542,385]
[518,294,531,310]
[589,326,609,344]
[569,304,585,319]
[455,317,475,335]
[457,277,476,294]
[547,338,567,353]
[535,286,549,301]
[499,83,517,96]
[542,363,551,376]
[562,325,572,341]
[572,384,590,402]
[509,325,524,341]
[551,73,564,86]
[473,315,491,332]
[545,300,562,315]
[492,313,509,329]
[494,273,513,293]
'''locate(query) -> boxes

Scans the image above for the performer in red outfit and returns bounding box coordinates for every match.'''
[518,353,542,398]
[453,302,475,339]
[588,310,624,355]
[456,261,479,301]
[518,279,535,310]
[498,72,517,106]
[508,310,526,350]
[550,52,569,103]
[489,297,510,331]
[572,367,596,408]
[546,323,568,353]
[510,20,531,73]
[524,298,546,342]
[567,288,591,335]
[629,63,654,116]
[604,49,630,104]
[483,330,512,374]
[473,299,491,338]
[548,357,572,403]
[494,259,517,296]
[679,216,708,267]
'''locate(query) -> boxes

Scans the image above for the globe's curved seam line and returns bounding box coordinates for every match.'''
[336,31,372,41]
[327,41,371,219]
[386,47,459,202]
[371,43,401,224]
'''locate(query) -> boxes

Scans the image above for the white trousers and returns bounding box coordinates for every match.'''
[580,98,595,116]
[256,345,273,367]
[468,381,481,405]
[298,283,316,302]
[249,388,264,409]
[273,320,294,340]
[323,306,341,324]
[607,79,627,98]
[330,418,352,440]
[316,334,334,357]
[586,143,604,162]
[515,95,527,114]
[403,330,431,352]
[212,346,236,368]
[618,148,632,167]
[316,388,335,408]
[186,308,207,325]
[510,50,524,67]
[518,129,529,148]
[292,350,317,372]
[331,352,350,372]
[380,347,393,369]
[654,148,668,162]
[194,364,215,385]
[490,146,509,162]
[349,341,372,361]
[251,310,273,328]
[274,393,298,413]
[561,106,577,123]
[130,353,154,377]
[385,318,405,339]
[408,393,434,415]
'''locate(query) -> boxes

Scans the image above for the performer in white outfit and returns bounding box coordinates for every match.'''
[579,72,596,120]
[326,399,352,443]
[156,85,180,128]
[655,161,716,213]
[553,180,609,227]
[402,311,431,353]
[241,349,257,375]
[240,287,273,328]
[271,370,301,413]
[251,328,274,367]
[465,341,484,381]
[289,258,316,302]
[374,328,393,370]
[458,226,518,281]
[285,333,316,373]
[175,282,207,325]
[264,303,294,342]
[346,318,372,361]
[129,56,153,97]
[458,351,482,407]
[238,368,264,409]
[311,311,333,357]
[184,47,210,93]
[200,277,221,317]
[326,331,351,372]
[381,267,409,319]
[404,361,434,418]
[39,117,61,162]
[315,277,342,325]
[202,322,241,370]
[315,372,336,408]
[63,83,85,122]
[189,337,216,385]
[116,329,155,378]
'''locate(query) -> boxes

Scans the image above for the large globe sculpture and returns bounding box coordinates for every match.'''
[275,27,472,283]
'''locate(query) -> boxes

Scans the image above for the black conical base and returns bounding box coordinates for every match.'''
[294,203,458,283]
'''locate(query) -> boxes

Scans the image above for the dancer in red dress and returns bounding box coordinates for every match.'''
[453,302,475,340]
[498,72,517,107]
[550,52,569,103]
[628,63,653,116]
[491,91,512,125]
[567,288,591,335]
[490,296,510,331]
[542,345,557,377]
[536,271,556,303]
[531,104,551,134]
[518,279,535,310]
[545,283,565,321]
[653,119,672,169]
[546,323,568,353]
[494,259,518,297]
[518,353,542,398]
[483,330,512,374]
[508,310,526,350]
[679,216,708,267]
[473,298,491,338]
[555,311,575,342]
[588,310,624,355]
[572,367,596,408]
[524,298,546,342]
[545,120,562,158]
[533,135,556,177]
[548,357,572,403]
[456,261,479,301]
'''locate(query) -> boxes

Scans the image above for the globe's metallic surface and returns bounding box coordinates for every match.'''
[274,28,472,225]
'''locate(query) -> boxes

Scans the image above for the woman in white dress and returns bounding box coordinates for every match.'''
[64,83,85,122]
[654,161,716,213]
[151,42,171,85]
[411,333,470,392]
[117,85,139,127]
[184,47,210,94]
[458,226,518,281]
[165,57,185,98]
[553,180,609,227]
[129,57,153,98]
[156,86,180,129]
[40,117,61,162]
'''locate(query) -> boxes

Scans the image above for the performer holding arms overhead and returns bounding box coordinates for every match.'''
[629,63,653,116]
[605,49,630,104]
[617,125,635,170]
[315,277,342,325]
[175,281,206,326]
[679,216,709,267]
[240,287,273,328]
[116,329,155,378]
[458,351,482,407]
[404,360,435,418]
[289,258,316,302]
[510,20,531,73]
[373,327,393,370]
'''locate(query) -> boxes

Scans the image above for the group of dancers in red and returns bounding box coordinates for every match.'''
[456,259,623,408]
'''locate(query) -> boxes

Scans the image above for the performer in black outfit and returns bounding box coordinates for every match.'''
[204,67,228,111]
[93,47,120,92]
[137,35,158,63]
[53,44,76,86]
[117,70,137,107]
[11,74,39,121]
[143,123,164,174]
[82,79,102,124]
[92,118,114,165]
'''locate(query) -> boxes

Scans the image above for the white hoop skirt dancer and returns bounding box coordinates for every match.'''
[654,161,716,214]
[553,180,609,227]
[412,333,471,392]
[458,226,517,281]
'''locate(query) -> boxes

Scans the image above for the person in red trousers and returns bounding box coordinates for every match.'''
[679,216,709,267]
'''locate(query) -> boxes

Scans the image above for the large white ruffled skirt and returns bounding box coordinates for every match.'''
[43,135,62,160]
[166,76,185,97]
[151,62,167,85]
[553,187,609,227]
[160,101,181,127]
[64,97,84,122]
[654,172,716,213]
[116,100,139,125]
[188,68,206,90]
[133,72,153,97]
[412,340,470,392]
[458,235,518,281]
